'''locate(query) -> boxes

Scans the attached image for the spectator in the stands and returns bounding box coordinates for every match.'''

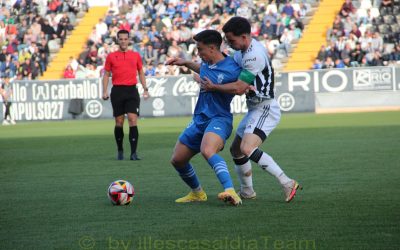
[19,58,32,79]
[350,43,365,66]
[369,51,384,66]
[41,19,57,40]
[326,41,341,61]
[155,62,168,76]
[334,58,346,68]
[236,2,251,19]
[0,46,7,63]
[322,56,335,69]
[312,59,323,69]
[282,1,295,18]
[31,60,42,79]
[261,20,276,39]
[144,43,158,66]
[371,32,383,52]
[0,55,17,77]
[317,45,327,62]
[340,0,356,18]
[144,63,156,76]
[274,19,285,39]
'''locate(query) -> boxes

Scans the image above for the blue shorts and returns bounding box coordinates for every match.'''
[179,116,233,152]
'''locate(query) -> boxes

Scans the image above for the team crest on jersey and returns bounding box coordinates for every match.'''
[217,73,224,84]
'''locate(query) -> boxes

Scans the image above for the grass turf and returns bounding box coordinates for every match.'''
[0,111,399,250]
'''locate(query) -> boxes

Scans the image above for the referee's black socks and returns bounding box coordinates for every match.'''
[129,126,139,154]
[114,126,124,152]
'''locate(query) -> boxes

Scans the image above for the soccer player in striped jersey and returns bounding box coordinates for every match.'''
[166,29,242,206]
[202,17,301,202]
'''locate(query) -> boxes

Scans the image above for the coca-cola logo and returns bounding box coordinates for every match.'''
[139,78,167,97]
[172,76,200,96]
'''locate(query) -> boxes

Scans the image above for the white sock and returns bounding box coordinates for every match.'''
[234,159,254,194]
[257,151,291,185]
[193,186,202,192]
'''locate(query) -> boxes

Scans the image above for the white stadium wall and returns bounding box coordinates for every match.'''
[1,66,399,122]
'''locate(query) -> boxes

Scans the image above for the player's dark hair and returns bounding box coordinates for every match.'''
[117,29,130,38]
[193,29,222,48]
[222,16,251,36]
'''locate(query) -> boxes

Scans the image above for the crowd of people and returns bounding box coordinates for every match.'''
[0,0,87,80]
[313,0,400,69]
[1,0,399,80]
[65,0,309,78]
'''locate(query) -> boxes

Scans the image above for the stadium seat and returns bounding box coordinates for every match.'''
[378,24,391,34]
[391,24,400,34]
[373,16,384,25]
[383,15,395,24]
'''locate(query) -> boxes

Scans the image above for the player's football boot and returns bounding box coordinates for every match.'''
[238,190,257,199]
[283,179,302,203]
[218,189,242,206]
[117,150,124,160]
[130,152,141,161]
[175,190,207,203]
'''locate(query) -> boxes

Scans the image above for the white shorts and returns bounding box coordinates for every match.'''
[236,99,281,141]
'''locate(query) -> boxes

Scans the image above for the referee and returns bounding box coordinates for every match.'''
[102,29,149,160]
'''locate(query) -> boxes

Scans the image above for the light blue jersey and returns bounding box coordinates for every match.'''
[194,56,241,120]
[179,55,241,152]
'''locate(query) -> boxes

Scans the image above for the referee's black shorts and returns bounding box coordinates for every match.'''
[110,85,140,117]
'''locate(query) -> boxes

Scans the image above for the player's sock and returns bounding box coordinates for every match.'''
[249,148,291,185]
[233,156,254,193]
[175,163,201,191]
[208,154,233,190]
[129,126,139,154]
[114,126,124,152]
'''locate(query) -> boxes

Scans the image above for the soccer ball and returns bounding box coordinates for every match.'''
[107,180,135,205]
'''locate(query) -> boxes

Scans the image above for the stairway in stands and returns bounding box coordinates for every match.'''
[40,6,109,80]
[284,0,343,72]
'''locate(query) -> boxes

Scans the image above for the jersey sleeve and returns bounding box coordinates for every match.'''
[238,69,256,85]
[240,52,266,84]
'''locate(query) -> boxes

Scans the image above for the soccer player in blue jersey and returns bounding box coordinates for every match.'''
[202,17,301,203]
[166,29,242,206]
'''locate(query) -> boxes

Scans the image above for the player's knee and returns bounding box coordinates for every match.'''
[230,145,241,158]
[200,147,216,160]
[115,117,124,126]
[170,156,179,167]
[240,144,254,157]
[170,155,184,168]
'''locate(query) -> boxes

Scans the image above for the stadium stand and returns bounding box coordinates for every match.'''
[307,0,400,70]
[1,0,399,80]
[284,0,342,71]
[41,6,109,80]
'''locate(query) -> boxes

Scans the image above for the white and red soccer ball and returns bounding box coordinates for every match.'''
[107,180,135,205]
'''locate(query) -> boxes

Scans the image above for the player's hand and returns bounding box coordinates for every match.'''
[102,93,109,100]
[200,76,215,91]
[165,57,185,66]
[193,73,201,84]
[143,90,150,100]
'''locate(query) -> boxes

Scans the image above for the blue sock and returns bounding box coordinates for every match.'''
[175,163,200,190]
[208,154,233,190]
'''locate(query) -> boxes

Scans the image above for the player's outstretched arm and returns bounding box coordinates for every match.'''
[165,58,200,74]
[201,77,251,95]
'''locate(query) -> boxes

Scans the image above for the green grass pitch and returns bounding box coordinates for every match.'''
[0,111,399,250]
